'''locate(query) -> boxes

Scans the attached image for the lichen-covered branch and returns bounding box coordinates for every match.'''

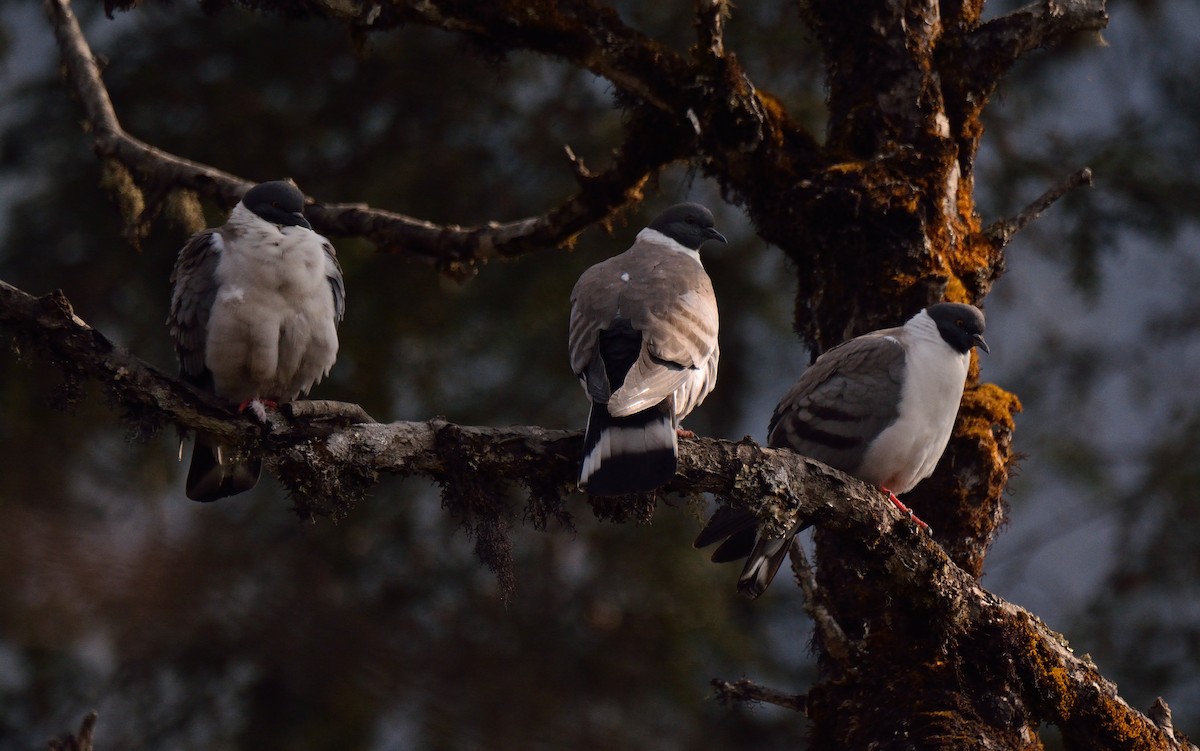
[789,543,851,664]
[47,0,680,277]
[693,0,731,62]
[2,275,1189,750]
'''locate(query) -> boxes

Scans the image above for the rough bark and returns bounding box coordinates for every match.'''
[26,0,1188,749]
[792,1,1104,747]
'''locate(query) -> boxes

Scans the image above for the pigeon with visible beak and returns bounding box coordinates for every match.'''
[694,303,989,597]
[569,203,727,496]
[169,180,345,501]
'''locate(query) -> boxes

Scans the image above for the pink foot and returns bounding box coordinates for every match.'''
[882,487,931,533]
[237,398,278,424]
[676,428,696,439]
[236,398,278,412]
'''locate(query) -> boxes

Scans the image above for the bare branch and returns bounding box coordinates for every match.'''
[710,678,807,712]
[44,0,680,277]
[693,0,730,61]
[45,0,248,198]
[1,274,1188,748]
[983,167,1094,247]
[944,0,1109,107]
[303,0,688,113]
[789,542,852,664]
[303,105,690,276]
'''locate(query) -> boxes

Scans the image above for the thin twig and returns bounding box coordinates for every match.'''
[710,678,807,712]
[984,167,1094,247]
[789,541,852,663]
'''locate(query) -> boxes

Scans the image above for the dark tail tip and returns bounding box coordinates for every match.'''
[186,439,261,502]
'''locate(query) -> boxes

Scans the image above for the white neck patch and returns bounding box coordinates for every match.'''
[636,227,701,263]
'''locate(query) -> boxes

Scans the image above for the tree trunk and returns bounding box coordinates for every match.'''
[768,2,1088,747]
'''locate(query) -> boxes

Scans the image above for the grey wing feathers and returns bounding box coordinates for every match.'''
[768,332,907,473]
[567,266,608,379]
[324,240,346,325]
[168,230,223,387]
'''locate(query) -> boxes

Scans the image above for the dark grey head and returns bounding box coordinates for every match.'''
[647,203,728,250]
[926,303,989,354]
[242,181,312,230]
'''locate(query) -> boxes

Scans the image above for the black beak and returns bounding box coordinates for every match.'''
[972,334,990,354]
[294,212,313,231]
[703,227,728,244]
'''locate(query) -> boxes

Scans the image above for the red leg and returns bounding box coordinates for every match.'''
[237,398,279,412]
[236,398,279,424]
[882,487,931,533]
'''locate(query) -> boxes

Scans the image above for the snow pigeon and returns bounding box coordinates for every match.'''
[569,203,727,496]
[694,303,988,597]
[168,180,345,501]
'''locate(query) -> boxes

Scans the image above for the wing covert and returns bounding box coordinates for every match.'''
[168,230,223,387]
[768,334,906,474]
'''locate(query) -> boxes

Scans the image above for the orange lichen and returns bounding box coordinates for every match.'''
[826,160,868,174]
[942,275,970,304]
[960,383,1021,440]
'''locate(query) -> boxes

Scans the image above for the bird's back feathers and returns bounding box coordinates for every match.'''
[570,218,722,497]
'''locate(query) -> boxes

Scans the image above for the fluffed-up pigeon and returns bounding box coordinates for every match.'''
[569,203,727,496]
[694,302,988,597]
[168,180,345,501]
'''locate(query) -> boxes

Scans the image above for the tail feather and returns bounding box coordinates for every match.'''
[695,505,812,598]
[736,535,798,598]
[579,401,676,496]
[694,506,758,551]
[186,434,261,502]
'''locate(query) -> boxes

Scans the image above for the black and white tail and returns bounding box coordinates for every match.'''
[578,400,677,496]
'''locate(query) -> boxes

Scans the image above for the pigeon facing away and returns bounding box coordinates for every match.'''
[569,203,727,496]
[168,181,345,501]
[694,303,988,597]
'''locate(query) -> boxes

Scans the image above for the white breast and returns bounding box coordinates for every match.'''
[205,208,339,403]
[858,315,969,494]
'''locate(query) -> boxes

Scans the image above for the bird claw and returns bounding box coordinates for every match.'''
[237,398,278,424]
[676,428,696,439]
[882,488,931,534]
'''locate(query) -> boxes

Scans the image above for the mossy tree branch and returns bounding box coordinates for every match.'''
[4,276,1190,751]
